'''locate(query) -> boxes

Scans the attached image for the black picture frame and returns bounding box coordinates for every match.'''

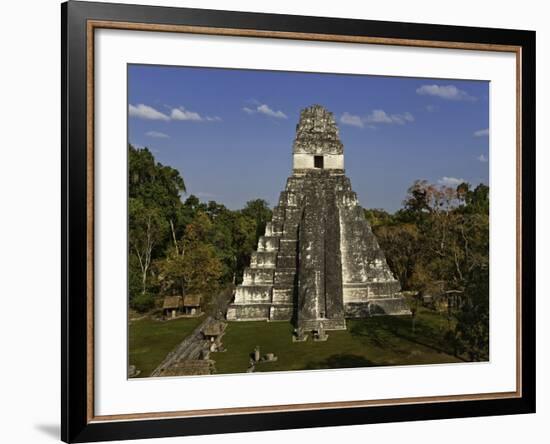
[61,1,536,442]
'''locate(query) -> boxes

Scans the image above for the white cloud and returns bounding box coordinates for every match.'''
[129,104,170,121]
[145,131,169,138]
[257,104,287,119]
[474,128,489,137]
[378,109,414,125]
[425,104,438,112]
[171,107,203,121]
[416,84,476,101]
[130,103,220,123]
[365,109,393,124]
[477,154,489,162]
[243,103,287,119]
[340,110,414,128]
[438,176,466,187]
[340,112,364,128]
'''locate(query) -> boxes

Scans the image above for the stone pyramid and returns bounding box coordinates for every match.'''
[226,105,410,333]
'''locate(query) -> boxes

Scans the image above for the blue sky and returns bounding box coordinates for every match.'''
[128,64,489,212]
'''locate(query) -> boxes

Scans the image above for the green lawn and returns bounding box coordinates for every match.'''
[213,307,463,374]
[128,308,465,378]
[129,316,203,377]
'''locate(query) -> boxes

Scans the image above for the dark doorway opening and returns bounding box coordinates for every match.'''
[314,156,324,169]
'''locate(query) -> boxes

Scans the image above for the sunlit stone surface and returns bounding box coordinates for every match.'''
[226,105,410,332]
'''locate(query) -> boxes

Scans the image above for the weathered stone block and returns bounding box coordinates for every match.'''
[250,251,277,268]
[274,269,296,285]
[234,285,272,304]
[283,207,302,223]
[242,268,275,285]
[269,305,293,321]
[344,302,370,318]
[272,287,294,304]
[257,236,280,252]
[279,239,298,254]
[228,304,270,321]
[276,254,297,269]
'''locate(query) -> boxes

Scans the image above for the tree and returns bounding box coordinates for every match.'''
[129,145,186,208]
[374,223,420,290]
[127,145,269,312]
[369,179,489,360]
[129,144,186,250]
[181,241,223,297]
[453,266,489,360]
[155,247,186,297]
[129,199,168,297]
[206,202,239,282]
[401,180,469,294]
[241,199,272,243]
[180,212,224,301]
[231,213,257,283]
[364,208,394,228]
[156,211,224,311]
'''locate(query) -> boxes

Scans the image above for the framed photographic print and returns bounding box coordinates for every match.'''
[61,1,536,442]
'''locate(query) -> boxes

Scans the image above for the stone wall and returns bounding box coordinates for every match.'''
[226,105,410,331]
[292,153,344,170]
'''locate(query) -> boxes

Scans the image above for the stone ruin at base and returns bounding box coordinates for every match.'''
[226,105,410,335]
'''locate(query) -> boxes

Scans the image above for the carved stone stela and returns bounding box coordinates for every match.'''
[226,105,410,335]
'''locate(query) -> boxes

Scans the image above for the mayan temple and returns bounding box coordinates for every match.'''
[226,105,410,336]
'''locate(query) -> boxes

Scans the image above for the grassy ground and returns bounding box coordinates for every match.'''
[214,307,463,374]
[128,307,465,378]
[129,315,203,377]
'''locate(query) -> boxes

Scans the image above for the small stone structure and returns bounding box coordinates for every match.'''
[183,294,201,315]
[292,327,308,342]
[162,295,182,319]
[227,105,410,335]
[314,322,328,342]
[202,321,226,341]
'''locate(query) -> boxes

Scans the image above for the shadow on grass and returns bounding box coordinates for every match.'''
[349,315,467,360]
[349,319,393,349]
[304,353,375,370]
